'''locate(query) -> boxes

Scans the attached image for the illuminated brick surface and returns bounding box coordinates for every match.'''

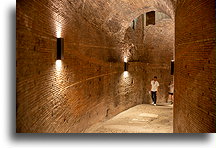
[16,0,215,133]
[174,0,215,133]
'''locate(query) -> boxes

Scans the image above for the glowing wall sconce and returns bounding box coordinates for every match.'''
[124,62,128,71]
[57,38,64,60]
[171,60,174,75]
[124,56,128,71]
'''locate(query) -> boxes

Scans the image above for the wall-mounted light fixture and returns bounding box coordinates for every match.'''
[124,62,128,71]
[171,60,174,75]
[57,38,64,60]
[123,56,128,71]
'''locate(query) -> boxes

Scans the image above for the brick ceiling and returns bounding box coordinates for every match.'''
[66,0,176,40]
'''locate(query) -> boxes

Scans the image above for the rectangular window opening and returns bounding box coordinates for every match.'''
[146,11,155,26]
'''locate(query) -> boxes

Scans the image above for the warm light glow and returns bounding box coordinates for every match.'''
[56,60,62,71]
[124,57,127,63]
[57,32,61,38]
[171,60,174,62]
[56,21,62,38]
[56,27,62,38]
[119,71,132,86]
[123,71,129,77]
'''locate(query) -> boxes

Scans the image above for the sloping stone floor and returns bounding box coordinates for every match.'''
[85,103,173,133]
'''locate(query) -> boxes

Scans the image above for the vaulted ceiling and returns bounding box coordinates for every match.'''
[66,0,176,40]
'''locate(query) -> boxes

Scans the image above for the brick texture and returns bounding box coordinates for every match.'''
[124,13,174,103]
[16,0,145,133]
[16,0,215,133]
[174,0,216,133]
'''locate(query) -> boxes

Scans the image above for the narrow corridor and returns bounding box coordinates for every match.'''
[85,104,173,133]
[16,0,215,133]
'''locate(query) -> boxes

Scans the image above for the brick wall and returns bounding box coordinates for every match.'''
[17,0,215,133]
[174,0,216,133]
[16,0,146,133]
[124,13,174,103]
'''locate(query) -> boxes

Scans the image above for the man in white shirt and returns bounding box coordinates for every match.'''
[150,76,159,106]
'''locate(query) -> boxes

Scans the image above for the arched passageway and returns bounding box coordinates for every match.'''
[16,0,215,133]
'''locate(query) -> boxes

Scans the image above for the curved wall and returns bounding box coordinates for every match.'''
[17,0,215,133]
[16,0,145,132]
[174,0,215,133]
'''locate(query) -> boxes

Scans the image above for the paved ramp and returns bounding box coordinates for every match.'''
[85,104,173,133]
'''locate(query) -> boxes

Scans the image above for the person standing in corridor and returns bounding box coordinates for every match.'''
[150,76,159,106]
[168,81,174,104]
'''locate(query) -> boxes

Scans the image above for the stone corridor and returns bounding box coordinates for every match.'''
[16,0,215,133]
